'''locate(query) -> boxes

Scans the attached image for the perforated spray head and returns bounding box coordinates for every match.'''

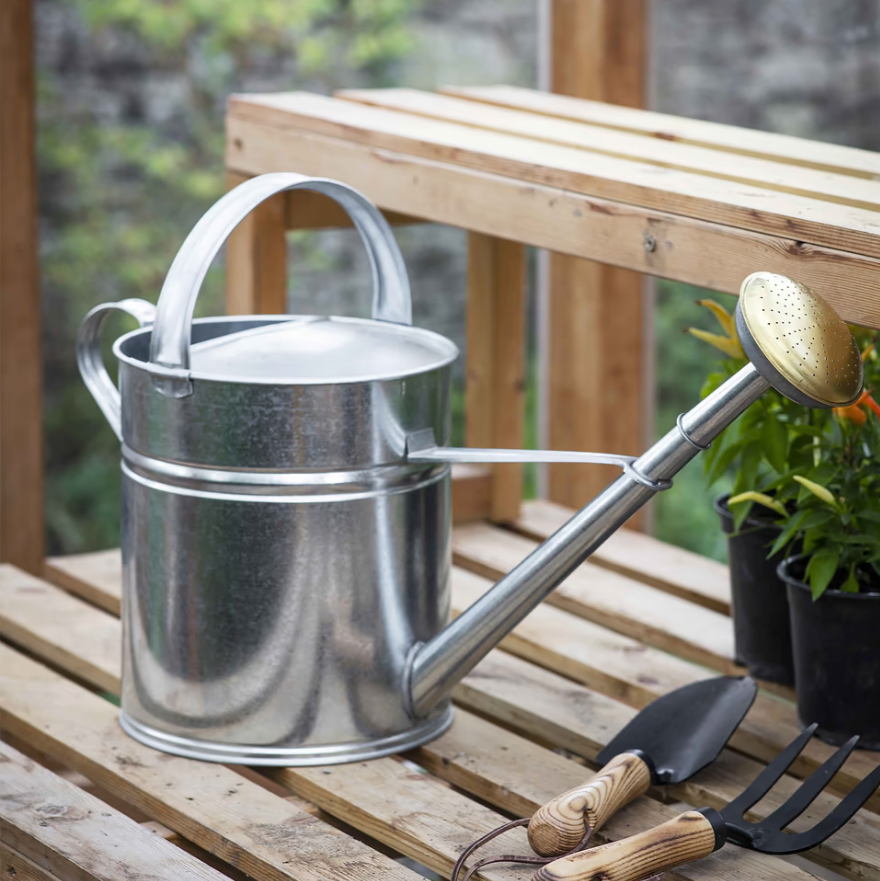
[735,272,863,408]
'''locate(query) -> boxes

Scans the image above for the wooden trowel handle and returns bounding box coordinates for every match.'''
[527,752,653,857]
[533,809,723,881]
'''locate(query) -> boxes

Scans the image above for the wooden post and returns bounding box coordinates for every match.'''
[547,0,648,522]
[466,233,527,522]
[225,171,287,314]
[0,0,44,573]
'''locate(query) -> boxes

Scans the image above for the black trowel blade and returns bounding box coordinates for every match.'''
[596,676,757,785]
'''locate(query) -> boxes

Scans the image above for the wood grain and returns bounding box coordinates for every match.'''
[0,0,44,573]
[0,740,228,881]
[225,170,287,314]
[338,89,880,211]
[527,752,652,856]
[466,232,526,521]
[452,521,736,672]
[513,499,731,614]
[9,563,880,879]
[227,93,880,260]
[442,85,880,180]
[535,810,718,881]
[0,643,417,881]
[225,116,880,329]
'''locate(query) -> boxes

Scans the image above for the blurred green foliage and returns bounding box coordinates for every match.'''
[39,0,420,553]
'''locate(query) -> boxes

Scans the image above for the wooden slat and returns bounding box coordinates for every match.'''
[466,233,526,521]
[31,556,880,807]
[0,0,44,574]
[0,643,417,881]
[452,521,736,672]
[4,566,874,881]
[225,170,423,229]
[443,85,880,180]
[338,89,880,212]
[0,740,228,881]
[225,170,287,314]
[1,844,64,881]
[513,499,731,614]
[226,117,880,329]
[451,465,492,523]
[45,549,122,615]
[228,93,880,260]
[441,672,880,881]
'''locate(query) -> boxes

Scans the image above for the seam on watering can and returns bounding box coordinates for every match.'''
[121,461,449,503]
[122,445,444,491]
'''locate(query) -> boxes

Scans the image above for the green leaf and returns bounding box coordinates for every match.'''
[768,509,807,557]
[797,509,835,530]
[841,567,860,593]
[732,499,754,532]
[806,550,840,600]
[762,415,789,474]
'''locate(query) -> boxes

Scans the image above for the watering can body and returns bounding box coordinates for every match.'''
[79,173,862,765]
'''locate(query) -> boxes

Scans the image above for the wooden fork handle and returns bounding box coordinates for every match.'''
[533,809,726,881]
[527,752,653,856]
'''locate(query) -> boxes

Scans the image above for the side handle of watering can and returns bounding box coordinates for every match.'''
[77,299,157,440]
[148,173,412,396]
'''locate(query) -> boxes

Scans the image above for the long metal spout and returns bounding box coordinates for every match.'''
[407,362,770,718]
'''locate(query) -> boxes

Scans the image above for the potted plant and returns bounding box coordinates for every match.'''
[742,385,880,746]
[686,299,829,685]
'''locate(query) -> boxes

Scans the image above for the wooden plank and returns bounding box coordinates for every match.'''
[513,499,731,614]
[225,117,880,329]
[13,562,880,878]
[32,556,880,814]
[547,0,647,517]
[227,93,880,260]
[225,170,423,229]
[466,233,526,521]
[443,85,880,180]
[424,695,880,881]
[337,89,880,212]
[269,745,818,881]
[44,548,123,615]
[0,643,417,881]
[0,0,44,574]
[452,521,736,672]
[225,170,287,314]
[0,740,228,881]
[451,465,492,523]
[1,845,64,881]
[0,563,119,692]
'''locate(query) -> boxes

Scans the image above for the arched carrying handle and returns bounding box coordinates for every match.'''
[149,173,412,391]
[77,298,157,441]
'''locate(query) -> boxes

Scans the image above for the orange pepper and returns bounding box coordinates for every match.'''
[863,393,880,419]
[834,401,868,425]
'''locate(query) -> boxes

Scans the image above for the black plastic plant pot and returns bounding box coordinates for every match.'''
[715,494,794,686]
[780,555,880,750]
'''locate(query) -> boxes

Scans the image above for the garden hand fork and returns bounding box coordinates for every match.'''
[535,723,880,881]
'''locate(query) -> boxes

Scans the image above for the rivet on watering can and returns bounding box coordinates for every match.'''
[644,233,657,253]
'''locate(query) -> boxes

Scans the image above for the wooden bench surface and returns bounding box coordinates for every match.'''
[3,501,880,881]
[226,85,880,328]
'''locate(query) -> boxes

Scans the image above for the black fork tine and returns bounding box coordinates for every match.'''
[760,735,859,831]
[751,759,880,854]
[724,723,819,818]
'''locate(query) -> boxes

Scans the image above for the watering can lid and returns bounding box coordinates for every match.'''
[187,316,458,383]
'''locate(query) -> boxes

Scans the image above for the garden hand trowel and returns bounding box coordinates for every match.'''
[527,676,757,856]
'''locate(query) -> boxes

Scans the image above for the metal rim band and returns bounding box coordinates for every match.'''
[677,414,711,451]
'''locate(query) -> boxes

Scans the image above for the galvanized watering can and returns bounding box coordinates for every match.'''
[78,172,863,766]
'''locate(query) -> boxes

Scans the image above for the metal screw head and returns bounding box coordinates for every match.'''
[644,233,657,253]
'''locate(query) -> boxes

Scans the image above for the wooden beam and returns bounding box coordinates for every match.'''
[225,171,287,314]
[225,121,880,328]
[0,0,43,572]
[547,0,647,517]
[466,233,527,522]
